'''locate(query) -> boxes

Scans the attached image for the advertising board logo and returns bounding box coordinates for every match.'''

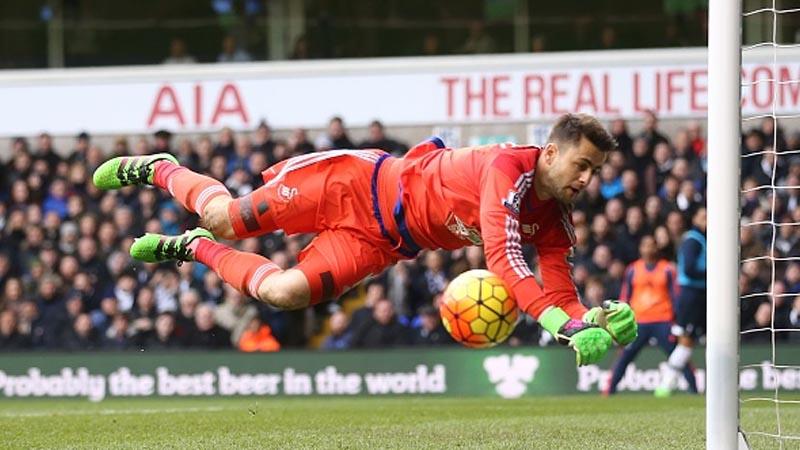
[483,354,540,399]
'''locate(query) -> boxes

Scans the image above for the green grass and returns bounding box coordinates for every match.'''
[0,395,796,449]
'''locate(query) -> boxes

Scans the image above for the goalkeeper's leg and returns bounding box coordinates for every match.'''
[151,161,285,240]
[196,229,393,308]
[131,227,395,309]
[93,154,238,236]
[93,156,312,240]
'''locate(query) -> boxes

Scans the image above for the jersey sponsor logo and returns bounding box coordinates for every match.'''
[277,184,298,201]
[520,222,540,237]
[445,213,483,245]
[503,189,522,215]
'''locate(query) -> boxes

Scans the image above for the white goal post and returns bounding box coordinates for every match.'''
[707,0,742,449]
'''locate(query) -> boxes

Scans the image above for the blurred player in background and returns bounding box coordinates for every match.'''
[603,235,698,395]
[655,206,707,397]
[92,113,637,366]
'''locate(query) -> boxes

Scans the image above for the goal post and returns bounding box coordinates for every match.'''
[706,0,742,449]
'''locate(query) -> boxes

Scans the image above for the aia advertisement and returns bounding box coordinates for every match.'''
[0,48,797,136]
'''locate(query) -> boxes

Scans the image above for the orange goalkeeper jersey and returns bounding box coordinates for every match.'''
[377,139,583,319]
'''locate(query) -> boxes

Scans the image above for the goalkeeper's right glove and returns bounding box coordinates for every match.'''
[538,306,613,366]
[583,300,638,346]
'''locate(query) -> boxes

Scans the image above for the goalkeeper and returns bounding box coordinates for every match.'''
[92,113,637,365]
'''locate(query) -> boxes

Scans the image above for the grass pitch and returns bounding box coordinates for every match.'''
[0,395,795,449]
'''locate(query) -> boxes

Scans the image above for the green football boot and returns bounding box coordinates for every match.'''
[130,227,215,263]
[653,386,673,398]
[92,153,178,190]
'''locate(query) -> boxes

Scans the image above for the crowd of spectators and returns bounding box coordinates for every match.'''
[0,111,797,352]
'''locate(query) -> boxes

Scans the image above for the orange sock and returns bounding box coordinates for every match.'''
[192,238,280,298]
[153,161,231,214]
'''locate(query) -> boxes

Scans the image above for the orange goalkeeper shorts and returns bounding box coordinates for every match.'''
[227,150,406,304]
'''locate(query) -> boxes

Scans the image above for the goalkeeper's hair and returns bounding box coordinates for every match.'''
[548,113,617,153]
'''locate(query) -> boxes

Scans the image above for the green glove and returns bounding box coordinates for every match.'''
[583,300,638,346]
[539,307,613,366]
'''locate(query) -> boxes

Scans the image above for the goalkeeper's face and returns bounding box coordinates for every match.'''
[544,137,606,204]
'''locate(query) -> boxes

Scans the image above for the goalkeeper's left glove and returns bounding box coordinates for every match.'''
[539,307,613,366]
[583,300,637,346]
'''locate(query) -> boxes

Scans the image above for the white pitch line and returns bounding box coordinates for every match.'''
[0,406,232,418]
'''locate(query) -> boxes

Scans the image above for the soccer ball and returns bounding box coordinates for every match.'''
[439,269,519,348]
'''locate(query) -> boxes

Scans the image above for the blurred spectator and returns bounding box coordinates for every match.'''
[202,271,224,305]
[104,313,132,350]
[215,285,259,345]
[321,311,352,350]
[64,313,101,350]
[252,120,277,157]
[153,129,173,153]
[175,289,200,345]
[407,250,449,317]
[351,299,411,348]
[152,268,180,313]
[619,170,644,208]
[639,110,670,152]
[43,179,69,220]
[686,121,705,156]
[214,127,236,157]
[316,116,355,150]
[191,304,231,348]
[290,34,311,60]
[350,281,385,331]
[530,34,547,53]
[460,21,495,54]
[68,132,91,165]
[622,206,648,244]
[0,310,31,350]
[217,35,252,63]
[422,32,442,56]
[741,302,773,343]
[33,132,62,172]
[600,164,623,200]
[599,26,618,50]
[412,305,453,346]
[359,120,408,155]
[238,317,280,352]
[761,117,788,152]
[113,272,138,312]
[2,277,25,310]
[227,136,253,177]
[788,295,800,338]
[145,313,181,349]
[176,138,199,170]
[36,275,66,349]
[163,38,196,64]
[130,286,157,345]
[288,128,316,155]
[91,296,119,334]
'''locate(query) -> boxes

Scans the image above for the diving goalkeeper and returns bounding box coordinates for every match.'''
[93,113,636,365]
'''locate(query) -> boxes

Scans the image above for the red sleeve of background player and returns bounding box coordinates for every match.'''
[479,154,549,320]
